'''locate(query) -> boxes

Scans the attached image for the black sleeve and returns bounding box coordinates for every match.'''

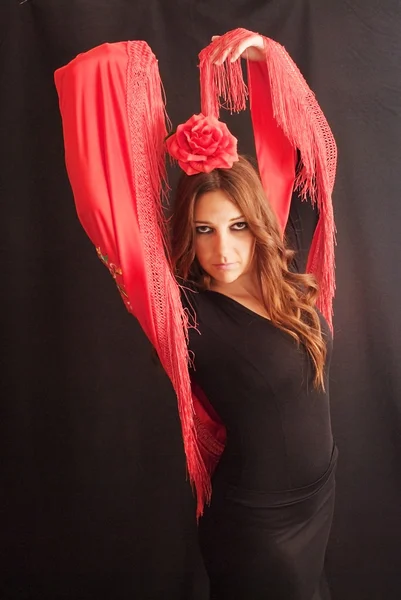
[285,188,319,275]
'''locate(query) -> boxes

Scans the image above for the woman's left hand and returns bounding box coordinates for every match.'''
[209,33,265,65]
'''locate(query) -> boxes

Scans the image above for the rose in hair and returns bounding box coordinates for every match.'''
[166,113,239,175]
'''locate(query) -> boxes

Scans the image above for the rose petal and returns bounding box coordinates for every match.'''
[188,114,203,126]
[177,128,192,151]
[192,139,219,156]
[166,136,181,158]
[201,144,220,157]
[187,161,209,174]
[212,128,223,141]
[185,153,207,162]
[178,160,200,175]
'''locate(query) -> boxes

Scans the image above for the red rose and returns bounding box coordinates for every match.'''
[166,113,239,175]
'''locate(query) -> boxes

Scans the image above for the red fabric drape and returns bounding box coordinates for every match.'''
[55,41,213,517]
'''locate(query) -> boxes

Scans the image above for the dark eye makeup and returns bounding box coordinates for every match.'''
[195,222,248,234]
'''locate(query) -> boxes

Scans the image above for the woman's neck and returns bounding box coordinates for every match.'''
[211,272,262,302]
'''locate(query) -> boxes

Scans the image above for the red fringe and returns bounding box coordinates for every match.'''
[126,42,210,517]
[199,29,337,329]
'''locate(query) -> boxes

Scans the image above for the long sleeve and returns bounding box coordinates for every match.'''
[54,42,168,345]
[246,59,296,234]
[54,41,217,516]
[247,37,337,329]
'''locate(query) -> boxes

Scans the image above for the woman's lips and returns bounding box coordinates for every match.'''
[213,263,237,270]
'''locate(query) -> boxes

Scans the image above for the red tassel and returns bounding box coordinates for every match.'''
[199,30,248,117]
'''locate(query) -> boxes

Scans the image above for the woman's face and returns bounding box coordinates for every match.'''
[194,190,255,286]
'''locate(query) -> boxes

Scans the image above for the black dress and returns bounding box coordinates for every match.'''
[183,288,337,600]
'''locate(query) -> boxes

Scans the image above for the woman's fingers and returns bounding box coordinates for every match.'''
[230,42,247,62]
[209,37,230,65]
[209,39,240,65]
[214,48,231,65]
[232,36,265,61]
[209,33,265,64]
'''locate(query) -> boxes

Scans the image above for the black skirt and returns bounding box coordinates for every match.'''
[198,446,338,600]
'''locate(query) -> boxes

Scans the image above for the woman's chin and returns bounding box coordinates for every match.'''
[212,271,242,285]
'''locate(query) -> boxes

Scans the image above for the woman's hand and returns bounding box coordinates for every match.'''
[210,33,265,65]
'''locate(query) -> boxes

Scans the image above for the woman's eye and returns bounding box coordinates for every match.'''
[231,222,248,231]
[196,225,213,234]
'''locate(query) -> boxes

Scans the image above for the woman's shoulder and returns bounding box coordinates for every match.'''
[313,307,333,348]
[178,279,216,331]
[178,279,219,320]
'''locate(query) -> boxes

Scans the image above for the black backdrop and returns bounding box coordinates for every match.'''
[2,1,401,598]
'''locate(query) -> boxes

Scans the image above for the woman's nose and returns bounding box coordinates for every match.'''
[214,231,230,257]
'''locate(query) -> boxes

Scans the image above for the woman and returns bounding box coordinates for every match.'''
[172,156,336,600]
[55,28,337,600]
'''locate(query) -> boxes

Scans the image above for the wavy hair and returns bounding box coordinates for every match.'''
[170,156,327,389]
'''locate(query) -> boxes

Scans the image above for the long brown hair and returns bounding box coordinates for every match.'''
[170,156,327,389]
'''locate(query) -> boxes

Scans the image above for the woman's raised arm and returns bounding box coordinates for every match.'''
[199,29,337,327]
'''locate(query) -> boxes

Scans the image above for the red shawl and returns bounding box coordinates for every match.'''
[54,30,336,517]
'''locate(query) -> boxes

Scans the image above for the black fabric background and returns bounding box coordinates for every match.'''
[1,1,401,598]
